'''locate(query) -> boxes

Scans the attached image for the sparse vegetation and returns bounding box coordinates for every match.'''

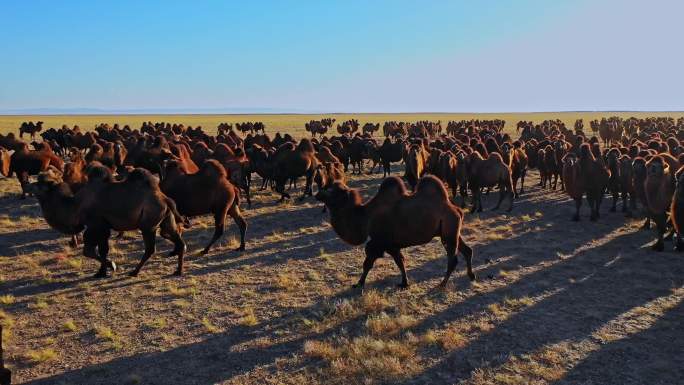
[26,348,58,363]
[0,113,682,384]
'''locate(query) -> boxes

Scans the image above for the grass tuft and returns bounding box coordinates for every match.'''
[26,348,58,363]
[0,294,15,305]
[201,317,220,333]
[63,320,78,332]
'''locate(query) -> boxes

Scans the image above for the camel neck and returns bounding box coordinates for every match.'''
[328,203,368,246]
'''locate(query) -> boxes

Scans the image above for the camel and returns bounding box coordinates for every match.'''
[645,156,675,251]
[466,152,514,212]
[78,165,187,277]
[316,175,475,290]
[161,159,246,255]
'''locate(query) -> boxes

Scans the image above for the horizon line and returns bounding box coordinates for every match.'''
[2,109,684,117]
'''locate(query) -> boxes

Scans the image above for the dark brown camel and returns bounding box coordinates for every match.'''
[316,175,475,290]
[161,159,246,254]
[78,165,187,277]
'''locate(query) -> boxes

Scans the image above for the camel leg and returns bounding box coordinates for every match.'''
[228,203,247,251]
[97,230,117,273]
[596,192,603,218]
[675,231,684,252]
[437,240,458,290]
[519,170,526,194]
[130,229,157,277]
[243,181,252,208]
[18,172,29,199]
[572,197,582,221]
[588,195,597,221]
[512,177,519,199]
[610,190,618,212]
[641,217,651,230]
[664,219,675,241]
[201,209,227,255]
[652,213,666,252]
[493,187,505,210]
[469,188,479,213]
[388,248,408,289]
[69,234,79,248]
[459,236,476,281]
[353,240,383,290]
[83,227,110,278]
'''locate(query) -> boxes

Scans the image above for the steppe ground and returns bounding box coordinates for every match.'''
[0,113,683,385]
[2,111,684,137]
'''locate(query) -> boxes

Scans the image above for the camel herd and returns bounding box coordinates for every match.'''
[1,116,684,287]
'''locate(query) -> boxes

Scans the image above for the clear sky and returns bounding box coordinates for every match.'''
[1,0,682,113]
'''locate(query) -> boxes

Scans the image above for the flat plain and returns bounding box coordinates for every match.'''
[0,113,683,384]
[3,111,684,137]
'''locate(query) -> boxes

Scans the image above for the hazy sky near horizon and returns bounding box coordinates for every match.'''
[1,0,682,113]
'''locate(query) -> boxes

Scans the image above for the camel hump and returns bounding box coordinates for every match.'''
[86,161,113,182]
[201,159,228,179]
[127,168,159,188]
[415,175,449,201]
[298,138,315,153]
[377,176,408,196]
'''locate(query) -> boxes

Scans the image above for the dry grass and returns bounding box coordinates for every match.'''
[0,294,16,305]
[3,111,683,138]
[1,142,683,385]
[26,348,58,364]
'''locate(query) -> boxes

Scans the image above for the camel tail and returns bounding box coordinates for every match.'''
[165,196,189,228]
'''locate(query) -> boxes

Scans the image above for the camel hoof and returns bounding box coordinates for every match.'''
[93,271,107,279]
[468,273,477,281]
[107,261,117,272]
[172,269,183,276]
[652,242,665,252]
[200,249,209,256]
[396,282,409,290]
[129,270,140,277]
[675,242,684,252]
[234,246,246,252]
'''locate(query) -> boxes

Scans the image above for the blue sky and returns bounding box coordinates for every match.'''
[1,0,682,113]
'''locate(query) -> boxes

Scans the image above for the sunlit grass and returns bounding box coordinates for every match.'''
[26,348,58,363]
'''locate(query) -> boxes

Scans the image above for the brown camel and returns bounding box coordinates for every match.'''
[645,155,675,251]
[31,169,85,247]
[670,167,684,251]
[316,175,475,290]
[78,165,187,277]
[466,152,514,212]
[161,159,246,255]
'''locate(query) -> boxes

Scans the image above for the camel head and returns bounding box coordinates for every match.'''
[315,180,358,210]
[647,156,668,179]
[31,168,65,197]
